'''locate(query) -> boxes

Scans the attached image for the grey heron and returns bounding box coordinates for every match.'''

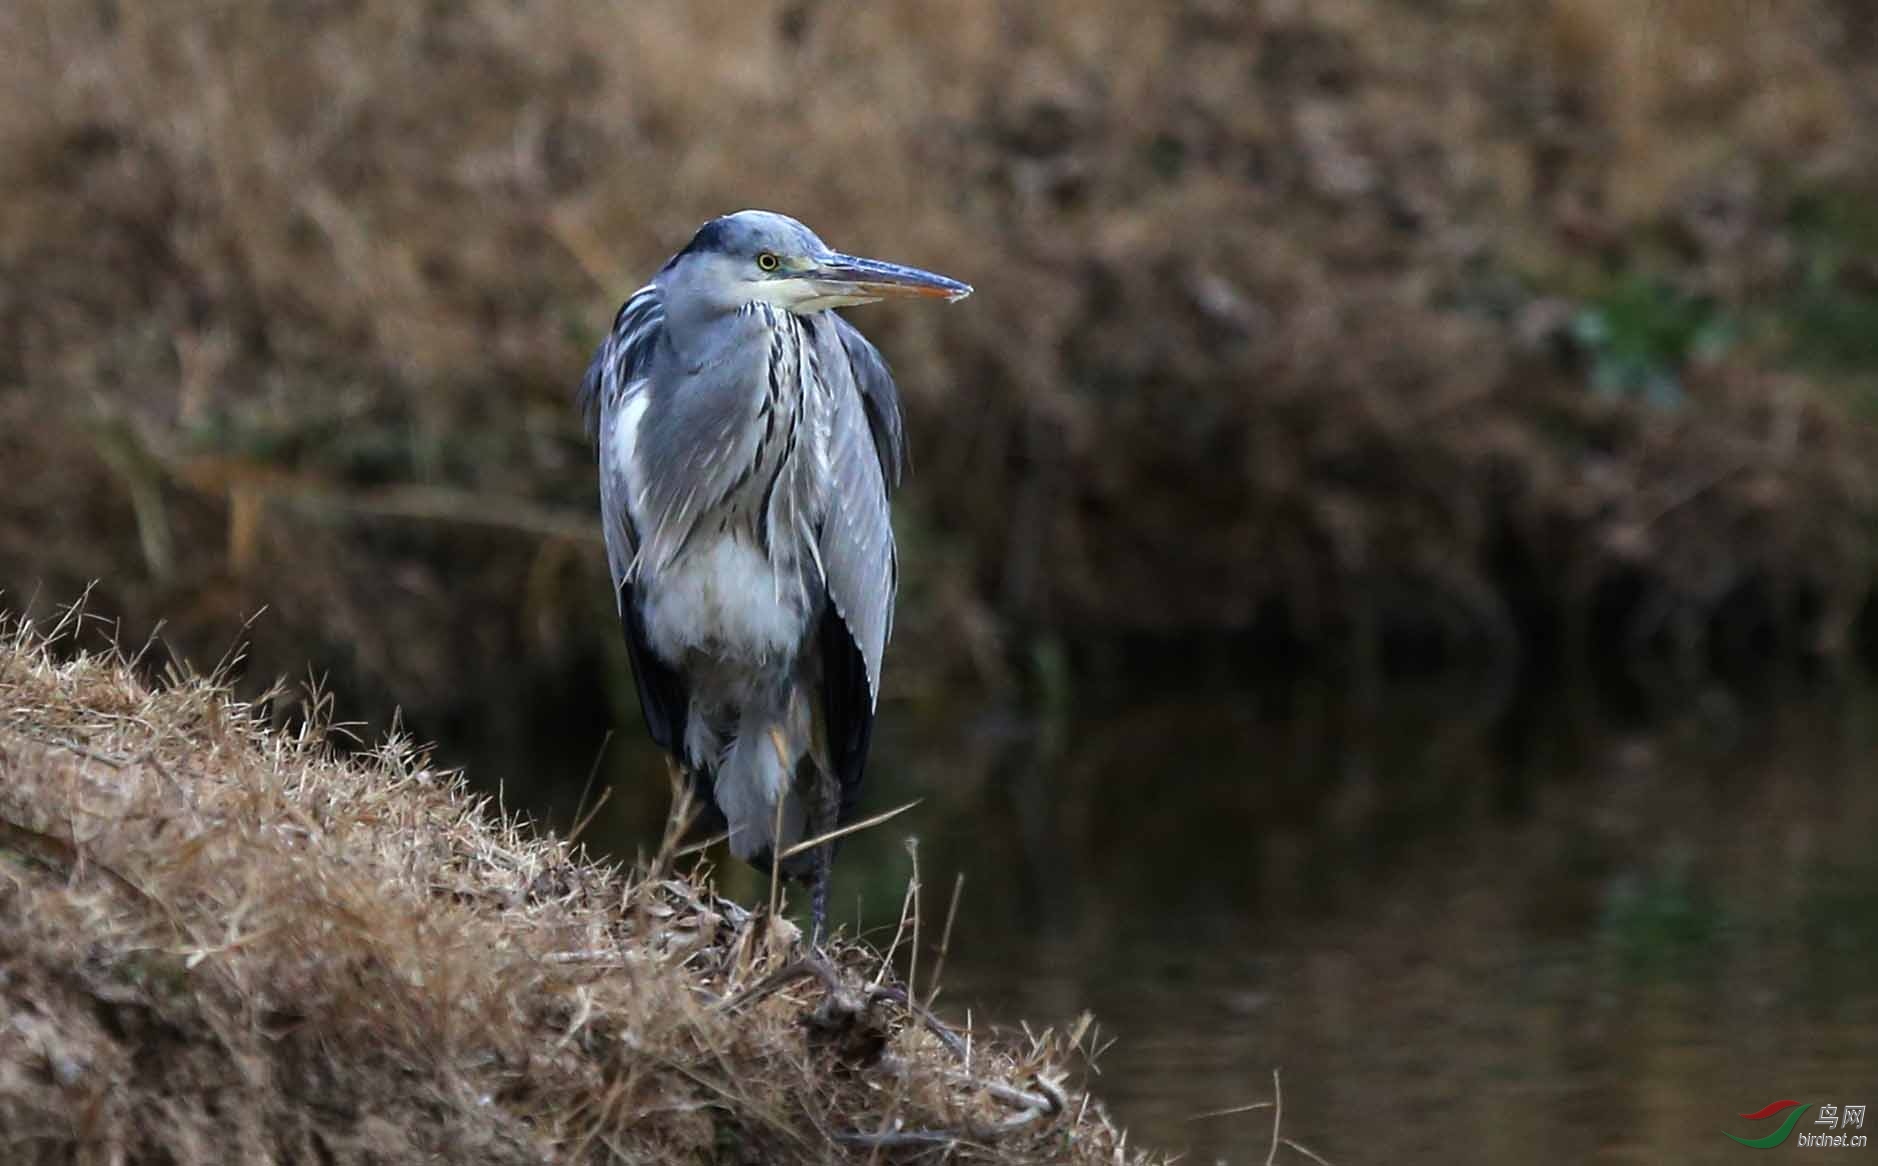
[578,210,970,942]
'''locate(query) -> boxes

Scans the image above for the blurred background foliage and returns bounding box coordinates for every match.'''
[7,3,1878,1159]
[5,0,1878,744]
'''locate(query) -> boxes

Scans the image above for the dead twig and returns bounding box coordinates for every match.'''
[776,799,920,861]
[836,1068,1065,1148]
[925,871,965,1011]
[836,1127,965,1149]
[716,956,845,1014]
[1266,1067,1283,1166]
[1283,1137,1338,1166]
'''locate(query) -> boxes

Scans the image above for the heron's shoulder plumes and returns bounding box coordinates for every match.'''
[579,283,666,442]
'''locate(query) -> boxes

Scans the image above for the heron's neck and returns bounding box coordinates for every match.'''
[752,304,813,417]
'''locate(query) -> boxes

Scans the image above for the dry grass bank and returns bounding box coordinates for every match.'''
[0,613,1156,1165]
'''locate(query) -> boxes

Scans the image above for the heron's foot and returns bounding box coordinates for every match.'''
[715,926,970,1066]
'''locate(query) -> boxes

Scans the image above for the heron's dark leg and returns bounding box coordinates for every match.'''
[809,836,831,948]
[806,763,839,948]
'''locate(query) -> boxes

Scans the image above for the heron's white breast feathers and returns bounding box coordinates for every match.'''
[641,535,804,665]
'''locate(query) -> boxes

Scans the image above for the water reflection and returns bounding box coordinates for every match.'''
[560,674,1878,1164]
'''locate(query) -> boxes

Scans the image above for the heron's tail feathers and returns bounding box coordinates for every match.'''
[716,712,811,873]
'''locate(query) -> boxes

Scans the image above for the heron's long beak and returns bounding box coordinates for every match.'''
[807,253,973,304]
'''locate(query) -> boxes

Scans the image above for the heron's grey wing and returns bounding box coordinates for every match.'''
[585,286,688,753]
[833,313,907,494]
[581,286,662,440]
[814,317,905,824]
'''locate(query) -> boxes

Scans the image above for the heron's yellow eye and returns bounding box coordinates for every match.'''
[756,252,780,272]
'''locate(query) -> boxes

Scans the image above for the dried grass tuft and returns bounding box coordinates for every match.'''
[0,611,1152,1165]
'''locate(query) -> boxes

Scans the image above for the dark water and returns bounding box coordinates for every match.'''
[571,673,1878,1164]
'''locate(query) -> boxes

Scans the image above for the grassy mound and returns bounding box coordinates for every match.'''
[0,617,1147,1164]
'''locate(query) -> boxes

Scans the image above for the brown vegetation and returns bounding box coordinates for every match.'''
[0,612,1154,1164]
[3,1,1877,725]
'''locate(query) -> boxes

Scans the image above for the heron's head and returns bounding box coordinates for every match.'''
[657,210,971,316]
